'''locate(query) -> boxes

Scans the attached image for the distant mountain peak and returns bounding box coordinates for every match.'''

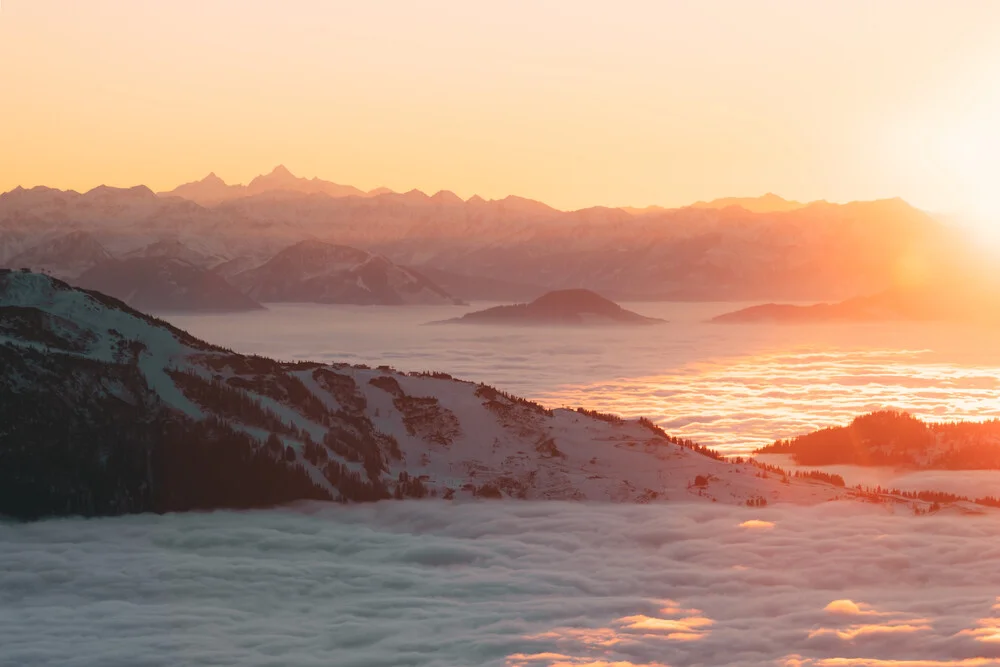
[83,184,156,200]
[689,193,805,213]
[431,190,463,204]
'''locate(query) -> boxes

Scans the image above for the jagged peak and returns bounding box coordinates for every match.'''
[268,164,295,178]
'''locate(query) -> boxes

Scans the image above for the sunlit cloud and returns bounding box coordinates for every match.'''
[525,628,623,648]
[808,620,933,641]
[957,617,1000,643]
[806,659,999,667]
[534,347,1000,456]
[516,602,713,664]
[618,613,713,640]
[811,600,932,641]
[739,519,775,530]
[824,599,890,617]
[506,655,669,667]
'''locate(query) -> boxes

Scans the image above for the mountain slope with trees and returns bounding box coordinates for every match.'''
[0,271,889,519]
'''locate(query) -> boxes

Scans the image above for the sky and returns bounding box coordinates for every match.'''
[3,0,1000,215]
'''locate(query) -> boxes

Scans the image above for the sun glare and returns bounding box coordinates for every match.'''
[936,123,1000,229]
[895,63,1000,242]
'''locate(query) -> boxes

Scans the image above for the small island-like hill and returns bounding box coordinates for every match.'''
[434,289,664,326]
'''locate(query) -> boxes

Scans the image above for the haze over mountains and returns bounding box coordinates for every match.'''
[0,166,982,309]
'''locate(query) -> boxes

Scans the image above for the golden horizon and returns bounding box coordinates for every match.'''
[3,0,1000,219]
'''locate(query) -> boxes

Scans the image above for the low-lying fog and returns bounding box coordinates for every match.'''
[167,301,1000,456]
[5,502,1000,667]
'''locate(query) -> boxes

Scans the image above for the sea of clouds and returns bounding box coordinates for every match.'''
[168,302,1000,454]
[4,501,1000,666]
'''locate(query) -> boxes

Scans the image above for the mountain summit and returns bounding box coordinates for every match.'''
[158,166,389,205]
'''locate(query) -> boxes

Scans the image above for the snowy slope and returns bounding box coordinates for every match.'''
[0,271,965,517]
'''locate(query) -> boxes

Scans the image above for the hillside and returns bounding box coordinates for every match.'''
[232,239,462,305]
[0,271,876,519]
[438,289,663,325]
[122,238,228,268]
[756,410,1000,468]
[75,257,264,313]
[7,230,112,280]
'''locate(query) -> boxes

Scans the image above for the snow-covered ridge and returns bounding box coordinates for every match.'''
[0,271,968,518]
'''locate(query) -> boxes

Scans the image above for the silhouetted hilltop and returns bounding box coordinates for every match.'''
[438,289,664,325]
[713,285,996,324]
[757,410,1000,469]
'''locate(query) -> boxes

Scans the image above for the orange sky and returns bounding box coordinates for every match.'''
[3,0,1000,216]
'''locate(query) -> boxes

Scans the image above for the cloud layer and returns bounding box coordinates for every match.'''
[4,501,1000,666]
[168,305,1000,454]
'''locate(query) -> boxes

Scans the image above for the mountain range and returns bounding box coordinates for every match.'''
[1,228,461,311]
[1,167,974,304]
[158,165,390,206]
